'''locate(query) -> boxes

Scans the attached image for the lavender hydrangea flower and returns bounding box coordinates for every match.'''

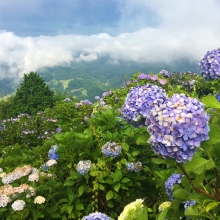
[122,84,168,127]
[94,96,100,100]
[82,212,111,220]
[48,145,59,160]
[75,100,93,108]
[138,73,148,79]
[165,173,184,200]
[102,142,122,158]
[126,161,142,172]
[64,98,72,102]
[147,94,210,163]
[199,48,220,80]
[159,70,170,78]
[77,160,92,175]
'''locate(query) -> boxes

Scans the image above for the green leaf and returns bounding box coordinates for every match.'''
[156,207,169,220]
[66,206,73,214]
[122,142,129,152]
[98,184,105,191]
[173,188,190,200]
[151,158,166,165]
[183,157,215,174]
[63,180,74,186]
[78,185,85,197]
[106,190,114,201]
[113,168,122,183]
[131,150,141,156]
[113,183,120,192]
[121,177,131,183]
[136,134,149,145]
[202,95,220,108]
[137,206,148,220]
[205,125,220,145]
[185,205,209,218]
[75,203,84,210]
[120,158,127,164]
[205,201,219,212]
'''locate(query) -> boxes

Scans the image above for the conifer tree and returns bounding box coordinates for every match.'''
[11,72,54,116]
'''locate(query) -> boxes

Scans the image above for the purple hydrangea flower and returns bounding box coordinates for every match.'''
[138,73,148,79]
[64,98,72,102]
[56,127,62,133]
[82,212,111,220]
[147,94,210,163]
[102,142,122,158]
[159,70,170,78]
[199,48,220,80]
[77,160,92,175]
[165,173,184,200]
[126,161,142,172]
[94,96,100,100]
[75,100,93,108]
[122,84,168,127]
[48,145,59,160]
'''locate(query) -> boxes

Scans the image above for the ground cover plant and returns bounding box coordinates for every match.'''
[1,48,220,219]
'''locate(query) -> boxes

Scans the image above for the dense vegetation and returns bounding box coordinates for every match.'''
[1,48,220,219]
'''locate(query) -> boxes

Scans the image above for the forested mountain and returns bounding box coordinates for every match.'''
[0,58,200,101]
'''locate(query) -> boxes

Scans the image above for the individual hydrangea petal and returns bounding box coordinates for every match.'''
[82,212,111,220]
[147,94,210,162]
[122,84,168,127]
[77,160,92,175]
[199,48,220,80]
[102,142,122,158]
[165,173,183,200]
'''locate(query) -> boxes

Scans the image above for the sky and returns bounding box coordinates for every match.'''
[0,0,220,80]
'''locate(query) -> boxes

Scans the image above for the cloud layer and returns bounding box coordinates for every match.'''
[0,0,220,80]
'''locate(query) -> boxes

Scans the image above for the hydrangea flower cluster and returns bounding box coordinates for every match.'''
[48,145,59,160]
[126,161,142,172]
[165,173,183,200]
[2,165,32,184]
[199,48,220,80]
[102,91,113,97]
[159,70,171,78]
[77,160,92,175]
[75,100,93,108]
[34,196,46,204]
[118,199,144,220]
[184,200,197,213]
[82,212,111,220]
[158,201,171,212]
[216,94,220,102]
[102,142,122,158]
[147,94,210,162]
[64,97,72,102]
[11,200,26,211]
[122,84,168,127]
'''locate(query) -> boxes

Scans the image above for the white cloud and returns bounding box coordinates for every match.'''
[0,0,220,80]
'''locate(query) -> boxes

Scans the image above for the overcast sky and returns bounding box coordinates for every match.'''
[0,0,220,80]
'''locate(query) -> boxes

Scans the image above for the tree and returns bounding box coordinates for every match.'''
[10,72,54,116]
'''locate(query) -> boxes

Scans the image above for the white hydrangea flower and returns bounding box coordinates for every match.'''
[28,173,39,182]
[0,168,3,172]
[118,199,144,220]
[34,196,46,204]
[46,159,57,167]
[0,172,6,178]
[11,200,26,211]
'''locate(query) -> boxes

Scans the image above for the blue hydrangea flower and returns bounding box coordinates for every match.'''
[147,94,210,163]
[64,98,72,102]
[184,200,197,213]
[40,163,49,171]
[94,96,100,100]
[199,48,220,80]
[48,145,59,160]
[77,160,92,175]
[216,94,220,102]
[82,212,111,220]
[102,142,122,158]
[126,161,142,172]
[159,70,171,78]
[165,173,184,200]
[122,84,168,127]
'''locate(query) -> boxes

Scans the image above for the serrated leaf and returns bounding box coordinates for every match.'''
[202,95,220,108]
[75,203,84,210]
[106,190,114,201]
[113,183,120,192]
[78,185,85,197]
[120,158,127,164]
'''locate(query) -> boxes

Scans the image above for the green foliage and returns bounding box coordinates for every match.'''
[9,72,54,116]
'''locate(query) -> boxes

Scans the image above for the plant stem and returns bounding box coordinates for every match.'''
[178,163,218,200]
